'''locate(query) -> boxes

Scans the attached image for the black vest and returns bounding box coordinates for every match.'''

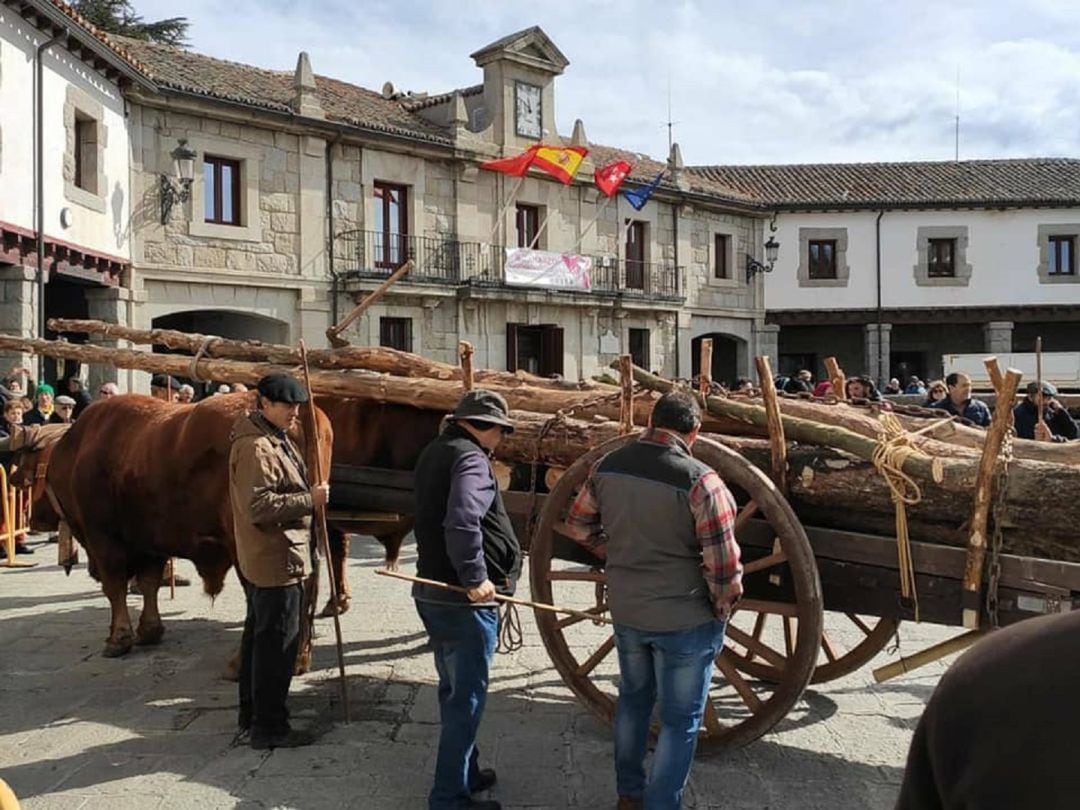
[413,425,521,597]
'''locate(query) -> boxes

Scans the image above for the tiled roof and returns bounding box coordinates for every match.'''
[689,159,1080,209]
[401,84,483,112]
[108,35,453,144]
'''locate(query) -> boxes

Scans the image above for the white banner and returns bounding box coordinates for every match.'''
[504,248,593,291]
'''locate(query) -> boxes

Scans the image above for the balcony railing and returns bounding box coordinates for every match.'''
[335,229,683,301]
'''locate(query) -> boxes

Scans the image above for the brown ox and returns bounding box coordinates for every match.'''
[317,396,444,616]
[20,393,332,661]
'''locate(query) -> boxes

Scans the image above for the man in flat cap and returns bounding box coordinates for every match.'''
[229,372,329,749]
[150,373,181,402]
[1013,380,1079,442]
[412,389,522,810]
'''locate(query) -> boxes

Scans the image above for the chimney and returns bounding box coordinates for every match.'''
[292,51,324,119]
[571,118,587,147]
[668,141,687,190]
[451,90,469,133]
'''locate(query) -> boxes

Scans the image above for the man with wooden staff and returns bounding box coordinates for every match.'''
[412,389,521,810]
[229,372,329,749]
[563,390,743,810]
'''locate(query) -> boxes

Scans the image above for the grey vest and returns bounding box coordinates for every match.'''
[592,434,716,632]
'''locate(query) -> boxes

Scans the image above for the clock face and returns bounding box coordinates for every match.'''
[515,82,542,139]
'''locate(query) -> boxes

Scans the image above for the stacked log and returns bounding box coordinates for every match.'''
[13,322,1080,562]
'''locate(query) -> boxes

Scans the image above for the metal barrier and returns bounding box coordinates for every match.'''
[1,465,35,568]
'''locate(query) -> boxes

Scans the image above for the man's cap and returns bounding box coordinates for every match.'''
[256,372,308,404]
[55,395,76,406]
[1027,380,1058,397]
[150,374,179,389]
[36,383,55,397]
[450,389,514,432]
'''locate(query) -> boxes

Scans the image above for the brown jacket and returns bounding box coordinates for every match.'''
[229,412,313,588]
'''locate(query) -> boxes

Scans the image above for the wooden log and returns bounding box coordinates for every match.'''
[962,366,1023,629]
[619,354,634,434]
[699,339,713,398]
[459,341,475,392]
[824,356,846,400]
[47,317,595,392]
[326,260,413,347]
[755,356,787,493]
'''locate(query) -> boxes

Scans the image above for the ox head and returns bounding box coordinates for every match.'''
[5,423,71,531]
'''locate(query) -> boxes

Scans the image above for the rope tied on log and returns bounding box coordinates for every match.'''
[871,413,950,621]
[188,336,221,382]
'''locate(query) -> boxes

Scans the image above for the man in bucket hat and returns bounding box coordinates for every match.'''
[412,389,522,810]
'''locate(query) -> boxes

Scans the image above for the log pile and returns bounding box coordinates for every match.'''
[9,320,1080,564]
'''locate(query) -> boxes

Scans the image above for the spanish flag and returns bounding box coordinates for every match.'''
[532,145,588,185]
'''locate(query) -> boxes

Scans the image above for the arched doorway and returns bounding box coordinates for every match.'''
[151,310,290,397]
[691,333,745,388]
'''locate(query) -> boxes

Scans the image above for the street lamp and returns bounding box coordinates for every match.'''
[160,139,198,225]
[747,235,780,281]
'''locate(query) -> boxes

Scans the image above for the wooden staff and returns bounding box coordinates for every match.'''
[755,356,788,587]
[325,260,413,348]
[298,340,350,722]
[872,630,984,683]
[459,341,475,391]
[618,354,634,435]
[375,569,614,625]
[824,356,846,400]
[699,339,713,399]
[961,360,1023,629]
[1035,337,1048,442]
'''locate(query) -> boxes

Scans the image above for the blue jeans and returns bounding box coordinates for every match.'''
[614,618,726,809]
[416,601,498,810]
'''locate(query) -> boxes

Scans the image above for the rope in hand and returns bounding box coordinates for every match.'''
[497,601,524,654]
[870,413,949,623]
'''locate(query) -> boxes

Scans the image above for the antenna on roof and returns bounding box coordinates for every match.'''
[661,74,680,155]
[954,65,960,162]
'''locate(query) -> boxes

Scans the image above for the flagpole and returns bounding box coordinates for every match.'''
[572,194,614,254]
[486,173,527,245]
[529,209,553,250]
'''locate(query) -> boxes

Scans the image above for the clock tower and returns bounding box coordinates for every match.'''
[469,27,569,148]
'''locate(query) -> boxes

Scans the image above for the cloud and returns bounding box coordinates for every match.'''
[132,0,1080,164]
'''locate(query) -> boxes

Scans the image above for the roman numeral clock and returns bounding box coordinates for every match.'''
[515,81,542,139]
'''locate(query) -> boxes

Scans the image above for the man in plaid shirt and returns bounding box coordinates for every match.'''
[563,390,742,810]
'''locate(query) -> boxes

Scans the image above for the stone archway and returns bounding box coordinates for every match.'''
[152,309,290,344]
[691,333,747,388]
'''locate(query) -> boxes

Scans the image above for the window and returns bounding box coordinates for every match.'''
[714,234,730,280]
[516,204,540,248]
[629,328,650,370]
[808,240,837,279]
[625,220,647,290]
[379,317,413,352]
[1049,236,1076,276]
[73,116,98,193]
[373,182,408,268]
[927,238,956,277]
[506,324,563,377]
[203,156,241,226]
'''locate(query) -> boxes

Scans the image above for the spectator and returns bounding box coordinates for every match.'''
[23,384,60,425]
[884,378,902,395]
[150,374,180,402]
[930,372,991,427]
[924,380,947,407]
[813,380,834,398]
[904,376,927,395]
[0,398,24,438]
[177,384,195,404]
[54,395,76,424]
[1013,382,1078,443]
[846,376,892,409]
[65,377,93,417]
[231,383,249,393]
[733,378,754,394]
[97,382,120,400]
[215,384,231,395]
[783,369,813,394]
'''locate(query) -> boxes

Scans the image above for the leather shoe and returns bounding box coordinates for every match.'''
[470,768,497,793]
[14,543,34,555]
[617,797,644,810]
[462,800,500,810]
[250,728,316,750]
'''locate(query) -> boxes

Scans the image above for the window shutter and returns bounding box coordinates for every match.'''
[506,323,519,372]
[542,327,564,377]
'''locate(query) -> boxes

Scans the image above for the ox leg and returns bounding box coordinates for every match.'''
[135,561,166,646]
[296,566,318,675]
[318,526,351,618]
[379,524,411,571]
[100,565,135,658]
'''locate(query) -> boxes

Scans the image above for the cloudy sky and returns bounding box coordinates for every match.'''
[134,0,1080,166]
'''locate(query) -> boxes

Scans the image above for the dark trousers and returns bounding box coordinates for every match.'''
[239,582,302,735]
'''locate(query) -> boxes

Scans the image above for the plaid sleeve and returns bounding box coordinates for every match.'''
[689,470,743,615]
[564,459,607,558]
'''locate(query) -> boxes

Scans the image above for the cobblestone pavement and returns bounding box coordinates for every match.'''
[0,534,960,809]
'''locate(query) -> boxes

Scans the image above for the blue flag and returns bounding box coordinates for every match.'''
[622,171,664,211]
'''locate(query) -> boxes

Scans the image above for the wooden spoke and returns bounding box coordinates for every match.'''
[821,632,840,663]
[783,616,796,658]
[737,599,800,617]
[556,603,608,630]
[734,500,759,532]
[548,569,606,583]
[715,655,764,713]
[576,635,615,677]
[702,698,725,735]
[726,625,787,670]
[744,550,788,576]
[742,612,767,662]
[846,613,873,635]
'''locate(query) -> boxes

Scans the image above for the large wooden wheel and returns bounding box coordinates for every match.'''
[531,434,823,755]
